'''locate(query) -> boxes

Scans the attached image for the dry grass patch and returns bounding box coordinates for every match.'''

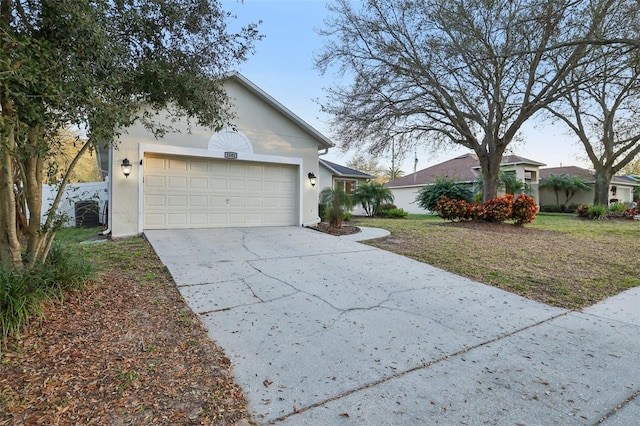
[357,214,639,309]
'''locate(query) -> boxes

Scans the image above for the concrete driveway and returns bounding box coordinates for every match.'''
[145,227,640,425]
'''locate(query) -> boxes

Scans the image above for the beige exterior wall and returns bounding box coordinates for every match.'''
[389,186,429,214]
[110,78,324,237]
[539,184,636,206]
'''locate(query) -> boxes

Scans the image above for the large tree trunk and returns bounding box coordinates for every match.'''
[593,168,613,205]
[477,148,505,202]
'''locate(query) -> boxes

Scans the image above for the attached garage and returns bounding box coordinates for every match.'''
[108,73,333,238]
[143,154,298,229]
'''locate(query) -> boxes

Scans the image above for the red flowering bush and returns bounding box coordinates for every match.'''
[511,194,538,225]
[435,196,475,221]
[482,194,513,223]
[437,194,539,225]
[576,204,590,218]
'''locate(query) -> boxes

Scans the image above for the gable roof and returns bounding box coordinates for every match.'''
[540,166,638,186]
[386,153,547,188]
[228,73,334,150]
[319,159,374,179]
[483,155,546,167]
[387,153,480,188]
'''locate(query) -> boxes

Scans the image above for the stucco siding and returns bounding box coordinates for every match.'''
[390,187,429,214]
[539,184,635,207]
[110,79,323,237]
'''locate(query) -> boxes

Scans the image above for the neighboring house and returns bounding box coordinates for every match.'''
[386,153,545,214]
[106,73,333,238]
[318,158,374,215]
[539,166,639,206]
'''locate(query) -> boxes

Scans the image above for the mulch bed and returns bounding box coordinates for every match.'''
[310,222,361,236]
[0,238,250,425]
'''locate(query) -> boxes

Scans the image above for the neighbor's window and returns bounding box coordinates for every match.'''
[335,179,357,194]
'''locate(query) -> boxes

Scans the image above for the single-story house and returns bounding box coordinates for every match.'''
[386,153,545,214]
[318,158,373,215]
[538,166,639,206]
[106,73,333,238]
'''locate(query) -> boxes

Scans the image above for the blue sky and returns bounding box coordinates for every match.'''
[222,0,590,173]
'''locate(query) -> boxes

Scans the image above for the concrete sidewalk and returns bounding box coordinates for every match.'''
[145,227,639,425]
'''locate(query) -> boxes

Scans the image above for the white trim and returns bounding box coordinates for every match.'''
[137,142,303,233]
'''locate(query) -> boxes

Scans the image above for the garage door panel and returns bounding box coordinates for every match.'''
[246,180,263,191]
[144,155,298,229]
[190,161,209,173]
[190,177,208,189]
[168,159,187,171]
[167,195,187,207]
[207,213,227,225]
[228,179,246,190]
[145,194,165,206]
[190,196,208,207]
[146,175,166,187]
[168,176,187,188]
[145,213,166,226]
[210,179,227,190]
[189,213,207,226]
[246,197,263,208]
[167,214,187,225]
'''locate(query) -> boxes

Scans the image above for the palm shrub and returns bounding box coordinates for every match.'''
[353,182,394,217]
[416,176,473,211]
[540,174,589,209]
[319,187,353,229]
[500,172,526,195]
[587,204,608,220]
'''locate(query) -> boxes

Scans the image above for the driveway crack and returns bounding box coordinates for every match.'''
[269,310,572,424]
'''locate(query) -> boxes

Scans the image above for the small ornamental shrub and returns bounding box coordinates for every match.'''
[623,208,639,219]
[435,196,470,221]
[343,212,352,222]
[482,194,513,223]
[378,208,409,218]
[587,204,608,220]
[511,194,538,225]
[378,203,397,211]
[566,203,581,213]
[416,177,473,211]
[608,202,627,213]
[576,204,590,218]
[540,204,562,213]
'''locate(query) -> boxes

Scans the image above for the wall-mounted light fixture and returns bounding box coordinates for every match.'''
[121,158,132,178]
[308,172,317,187]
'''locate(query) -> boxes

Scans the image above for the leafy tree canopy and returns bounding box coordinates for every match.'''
[316,0,637,203]
[0,0,261,268]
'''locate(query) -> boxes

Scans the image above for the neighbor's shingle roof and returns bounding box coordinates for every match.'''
[540,166,638,185]
[386,153,547,188]
[319,159,374,179]
[386,153,480,188]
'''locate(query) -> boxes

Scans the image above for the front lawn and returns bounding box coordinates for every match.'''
[355,213,640,309]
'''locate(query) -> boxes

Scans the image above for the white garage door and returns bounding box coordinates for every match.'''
[143,155,298,229]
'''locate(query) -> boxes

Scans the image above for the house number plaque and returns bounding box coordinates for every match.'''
[224,151,238,159]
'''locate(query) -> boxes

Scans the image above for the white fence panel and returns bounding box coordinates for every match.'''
[41,181,108,228]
